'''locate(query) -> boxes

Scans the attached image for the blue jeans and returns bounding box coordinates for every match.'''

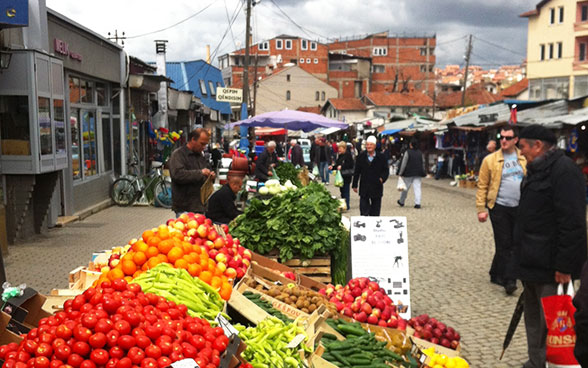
[340,178,351,209]
[319,161,329,183]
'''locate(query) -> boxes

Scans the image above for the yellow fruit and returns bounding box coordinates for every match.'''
[454,357,469,368]
[437,355,448,366]
[446,357,457,368]
[433,365,443,368]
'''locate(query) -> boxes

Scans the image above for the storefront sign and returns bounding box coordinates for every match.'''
[0,1,28,27]
[350,216,411,319]
[53,39,83,62]
[216,87,242,103]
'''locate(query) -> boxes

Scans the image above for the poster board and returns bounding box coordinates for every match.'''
[350,216,411,319]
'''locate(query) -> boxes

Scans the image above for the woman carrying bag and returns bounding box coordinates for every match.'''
[331,141,354,211]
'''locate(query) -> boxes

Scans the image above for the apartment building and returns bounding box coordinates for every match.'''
[522,0,588,99]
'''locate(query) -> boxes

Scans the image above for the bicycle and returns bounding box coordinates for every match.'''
[111,161,172,208]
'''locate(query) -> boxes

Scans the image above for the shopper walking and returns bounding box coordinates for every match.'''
[476,126,526,295]
[515,125,587,368]
[352,136,389,216]
[434,154,445,180]
[574,260,588,366]
[168,128,215,217]
[397,139,426,209]
[332,141,354,210]
[254,141,279,182]
[288,139,305,167]
[313,138,332,184]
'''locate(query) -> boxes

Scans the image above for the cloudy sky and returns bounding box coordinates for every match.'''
[46,0,537,69]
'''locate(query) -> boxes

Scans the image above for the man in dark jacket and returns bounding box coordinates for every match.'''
[288,139,305,167]
[397,139,426,208]
[205,175,243,224]
[574,261,588,366]
[168,128,215,216]
[254,141,279,182]
[516,125,587,368]
[352,135,389,216]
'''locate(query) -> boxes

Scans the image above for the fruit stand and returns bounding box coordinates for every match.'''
[0,174,471,368]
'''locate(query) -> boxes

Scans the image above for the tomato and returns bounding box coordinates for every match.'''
[126,348,144,365]
[39,333,54,344]
[100,281,111,289]
[180,344,196,359]
[16,350,30,363]
[88,333,107,349]
[131,328,145,338]
[115,357,132,368]
[155,341,171,356]
[52,338,66,350]
[36,343,53,358]
[185,323,202,336]
[203,331,216,343]
[168,352,183,362]
[210,355,220,367]
[71,342,90,358]
[81,315,98,330]
[103,299,121,315]
[112,279,127,292]
[143,345,161,360]
[106,331,120,348]
[94,319,113,334]
[54,345,72,361]
[212,335,228,352]
[89,349,109,366]
[193,357,207,368]
[134,336,150,350]
[79,360,96,368]
[23,340,38,354]
[113,320,131,335]
[143,326,160,341]
[73,327,92,343]
[71,296,85,311]
[188,335,204,350]
[116,335,136,351]
[108,347,124,360]
[199,348,213,362]
[35,357,50,368]
[49,361,64,368]
[105,358,118,368]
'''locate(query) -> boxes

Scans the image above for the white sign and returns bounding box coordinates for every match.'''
[350,216,411,319]
[216,87,242,103]
[170,358,199,368]
[215,312,239,337]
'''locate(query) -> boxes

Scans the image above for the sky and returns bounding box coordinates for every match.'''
[46,0,538,69]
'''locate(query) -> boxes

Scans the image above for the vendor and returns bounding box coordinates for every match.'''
[206,175,243,224]
[254,141,279,182]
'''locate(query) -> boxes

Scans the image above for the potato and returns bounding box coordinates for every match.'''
[301,308,309,313]
[308,304,316,312]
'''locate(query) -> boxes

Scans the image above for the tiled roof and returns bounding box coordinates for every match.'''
[364,91,433,107]
[500,78,529,97]
[436,84,501,109]
[297,105,322,114]
[328,98,367,111]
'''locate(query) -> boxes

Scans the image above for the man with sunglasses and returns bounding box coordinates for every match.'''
[476,126,527,295]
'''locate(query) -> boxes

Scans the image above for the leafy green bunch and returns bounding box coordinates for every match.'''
[274,162,302,187]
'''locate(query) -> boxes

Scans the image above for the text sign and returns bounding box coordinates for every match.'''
[53,39,83,62]
[216,87,242,103]
[350,216,411,319]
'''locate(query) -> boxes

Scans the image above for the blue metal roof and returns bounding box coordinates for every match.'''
[165,60,231,115]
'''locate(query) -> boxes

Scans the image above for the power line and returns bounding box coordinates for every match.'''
[267,0,330,41]
[125,1,215,39]
[473,35,526,57]
[435,35,468,47]
[223,0,238,48]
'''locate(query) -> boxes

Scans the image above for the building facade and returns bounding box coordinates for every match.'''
[522,0,588,99]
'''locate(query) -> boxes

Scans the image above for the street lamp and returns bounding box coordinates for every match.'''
[0,49,12,72]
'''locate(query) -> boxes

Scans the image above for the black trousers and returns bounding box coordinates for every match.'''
[359,196,382,216]
[488,204,517,283]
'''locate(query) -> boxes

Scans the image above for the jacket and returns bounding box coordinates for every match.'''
[312,145,331,164]
[335,150,354,179]
[574,261,588,367]
[476,148,527,213]
[398,149,426,177]
[289,144,305,167]
[168,145,211,213]
[352,151,389,198]
[205,184,242,224]
[254,149,278,182]
[513,149,587,283]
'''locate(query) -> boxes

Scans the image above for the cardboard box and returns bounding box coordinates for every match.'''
[251,252,328,291]
[3,288,52,330]
[409,336,461,357]
[227,285,274,325]
[0,312,24,345]
[69,266,102,290]
[237,284,310,321]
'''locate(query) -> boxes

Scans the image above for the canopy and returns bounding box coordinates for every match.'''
[255,127,287,136]
[224,109,349,132]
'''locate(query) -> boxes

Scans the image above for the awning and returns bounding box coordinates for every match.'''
[255,127,287,136]
[381,128,403,135]
[317,127,341,135]
[451,103,511,127]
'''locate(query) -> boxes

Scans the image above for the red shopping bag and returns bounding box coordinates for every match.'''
[541,282,580,367]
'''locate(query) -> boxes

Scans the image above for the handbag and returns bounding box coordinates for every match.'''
[542,281,580,367]
[396,176,407,192]
[340,168,354,176]
[200,175,215,205]
[334,170,344,187]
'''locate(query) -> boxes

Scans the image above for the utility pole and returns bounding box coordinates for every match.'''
[252,54,259,116]
[461,34,473,107]
[108,30,126,47]
[239,0,253,152]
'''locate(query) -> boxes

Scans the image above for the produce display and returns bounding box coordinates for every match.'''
[320,277,407,330]
[241,291,292,323]
[130,263,226,320]
[0,279,229,368]
[235,317,309,368]
[257,179,297,196]
[231,182,348,283]
[274,163,302,188]
[325,318,411,355]
[408,314,461,350]
[421,348,470,368]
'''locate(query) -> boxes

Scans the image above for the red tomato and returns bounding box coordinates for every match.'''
[143,326,160,341]
[126,348,144,365]
[79,304,93,314]
[79,361,95,368]
[134,336,150,350]
[94,319,113,334]
[106,331,120,348]
[155,357,170,368]
[71,296,85,311]
[39,333,54,344]
[5,351,17,361]
[35,357,50,368]
[210,355,220,367]
[168,352,183,362]
[212,335,228,352]
[114,321,131,336]
[193,357,207,368]
[23,340,38,354]
[131,328,145,338]
[72,342,90,357]
[112,279,127,292]
[16,350,30,363]
[143,345,161,360]
[155,341,171,356]
[55,325,72,340]
[52,338,66,350]
[189,336,205,350]
[181,344,196,359]
[88,333,107,349]
[89,349,109,366]
[73,327,92,343]
[108,347,124,360]
[105,358,118,368]
[36,343,53,358]
[102,299,121,315]
[54,345,72,361]
[139,358,157,368]
[80,315,98,330]
[115,358,132,368]
[116,335,136,351]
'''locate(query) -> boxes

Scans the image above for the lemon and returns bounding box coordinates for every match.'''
[428,355,437,365]
[445,357,457,368]
[433,365,444,368]
[437,354,448,365]
[454,357,469,368]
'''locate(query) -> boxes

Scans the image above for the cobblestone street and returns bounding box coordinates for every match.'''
[5,178,527,367]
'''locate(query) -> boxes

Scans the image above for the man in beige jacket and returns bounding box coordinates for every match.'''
[476,126,527,295]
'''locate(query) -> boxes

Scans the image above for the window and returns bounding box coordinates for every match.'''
[285,39,292,49]
[199,80,207,96]
[373,47,388,56]
[549,43,554,59]
[420,65,427,72]
[558,42,563,59]
[81,80,93,103]
[372,65,385,73]
[540,44,545,60]
[580,43,586,61]
[429,47,435,55]
[102,115,112,172]
[313,58,318,64]
[70,108,81,179]
[429,65,434,72]
[286,74,291,82]
[286,90,291,100]
[39,97,52,155]
[321,91,325,101]
[96,83,106,106]
[559,6,564,23]
[0,96,31,155]
[550,7,555,24]
[310,42,317,50]
[306,58,311,64]
[81,110,97,177]
[259,41,269,50]
[54,99,66,154]
[300,58,305,64]
[208,81,216,96]
[315,91,320,101]
[69,77,80,103]
[301,39,308,50]
[420,48,427,56]
[276,39,283,49]
[583,5,588,21]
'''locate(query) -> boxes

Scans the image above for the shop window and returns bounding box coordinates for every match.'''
[0,96,30,155]
[82,110,97,177]
[51,63,64,96]
[54,99,66,154]
[286,90,291,100]
[208,81,216,96]
[102,115,112,172]
[81,80,94,104]
[38,97,52,155]
[96,83,106,106]
[315,91,320,101]
[71,108,81,179]
[69,77,80,103]
[301,39,308,50]
[199,80,208,96]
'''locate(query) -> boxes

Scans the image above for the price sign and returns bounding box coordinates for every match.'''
[170,358,199,368]
[286,333,306,349]
[350,216,411,319]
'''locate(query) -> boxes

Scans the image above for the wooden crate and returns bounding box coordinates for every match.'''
[267,255,332,284]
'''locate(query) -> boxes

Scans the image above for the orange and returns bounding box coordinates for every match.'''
[142,230,154,242]
[133,251,147,266]
[146,246,159,258]
[132,270,143,278]
[219,284,232,300]
[214,267,224,277]
[157,254,168,263]
[124,276,133,283]
[210,276,222,290]
[193,245,202,254]
[167,247,184,263]
[147,236,161,248]
[181,242,193,253]
[158,239,174,255]
[133,240,149,253]
[121,260,137,276]
[158,226,170,240]
[199,271,213,284]
[121,251,135,262]
[147,257,161,269]
[174,259,189,270]
[107,267,125,281]
[188,264,202,277]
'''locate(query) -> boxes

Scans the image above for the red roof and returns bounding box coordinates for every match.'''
[364,91,433,107]
[297,105,322,114]
[327,98,367,111]
[436,84,501,109]
[520,0,549,17]
[500,78,529,98]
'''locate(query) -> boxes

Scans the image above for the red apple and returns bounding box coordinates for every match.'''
[367,315,378,325]
[378,320,387,327]
[368,281,379,291]
[342,308,353,317]
[361,303,372,315]
[355,311,367,323]
[387,319,398,328]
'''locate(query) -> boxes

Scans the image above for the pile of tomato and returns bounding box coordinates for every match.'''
[0,279,229,368]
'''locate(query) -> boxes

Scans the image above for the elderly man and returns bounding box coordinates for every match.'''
[206,175,243,224]
[254,141,279,182]
[288,139,305,167]
[352,135,389,216]
[515,125,587,368]
[168,128,215,216]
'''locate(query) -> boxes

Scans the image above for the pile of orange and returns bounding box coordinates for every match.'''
[94,224,233,300]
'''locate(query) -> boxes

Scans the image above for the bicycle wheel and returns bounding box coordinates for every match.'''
[154,180,172,209]
[111,178,139,206]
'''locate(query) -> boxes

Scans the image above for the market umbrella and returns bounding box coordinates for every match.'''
[500,291,525,360]
[224,109,349,132]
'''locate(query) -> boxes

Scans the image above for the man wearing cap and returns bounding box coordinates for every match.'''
[515,125,587,368]
[352,135,389,216]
